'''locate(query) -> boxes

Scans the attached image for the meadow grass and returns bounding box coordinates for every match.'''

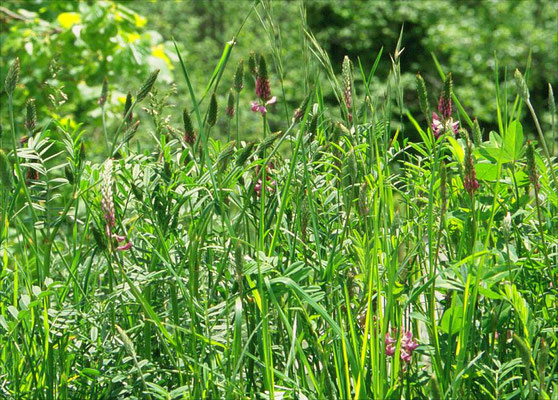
[1,4,557,399]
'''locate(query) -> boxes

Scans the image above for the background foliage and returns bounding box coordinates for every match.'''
[2,0,557,155]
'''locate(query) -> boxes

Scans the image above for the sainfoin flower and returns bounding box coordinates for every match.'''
[432,112,459,139]
[385,332,397,356]
[385,329,419,363]
[431,73,459,139]
[250,96,277,116]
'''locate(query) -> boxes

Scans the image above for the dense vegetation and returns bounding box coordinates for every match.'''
[1,1,557,399]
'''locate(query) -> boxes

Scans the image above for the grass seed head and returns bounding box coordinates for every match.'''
[137,69,160,102]
[416,72,430,123]
[256,54,271,101]
[0,149,13,189]
[98,77,108,106]
[4,57,19,96]
[526,140,539,190]
[226,89,235,118]
[234,59,244,92]
[514,69,530,101]
[248,51,258,76]
[25,98,36,132]
[208,92,218,127]
[183,109,195,145]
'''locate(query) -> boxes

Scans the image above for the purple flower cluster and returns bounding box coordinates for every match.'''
[385,329,419,363]
[432,112,459,139]
[250,96,277,116]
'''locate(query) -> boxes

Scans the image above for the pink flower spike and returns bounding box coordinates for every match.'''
[452,120,460,136]
[386,344,396,356]
[251,101,260,113]
[116,241,132,251]
[112,234,127,242]
[385,333,396,346]
[400,348,412,363]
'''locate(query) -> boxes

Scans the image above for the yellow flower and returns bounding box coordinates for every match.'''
[57,12,81,29]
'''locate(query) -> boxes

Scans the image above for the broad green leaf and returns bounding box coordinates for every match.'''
[475,162,498,181]
[502,120,524,161]
[447,136,464,164]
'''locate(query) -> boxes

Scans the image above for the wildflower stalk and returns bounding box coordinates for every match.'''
[515,69,558,190]
[527,141,551,270]
[5,59,42,276]
[110,69,159,156]
[100,77,110,153]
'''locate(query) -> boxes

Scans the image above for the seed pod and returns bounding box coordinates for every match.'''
[0,149,13,188]
[514,69,530,101]
[124,92,133,122]
[226,89,235,118]
[98,77,108,106]
[416,72,430,123]
[25,98,36,132]
[4,57,19,96]
[208,92,218,128]
[137,69,160,102]
[234,59,244,93]
[236,141,256,166]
